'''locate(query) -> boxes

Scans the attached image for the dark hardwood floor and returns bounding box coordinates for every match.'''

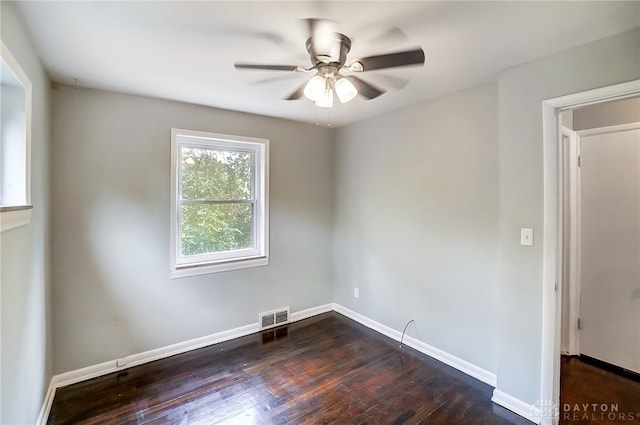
[560,356,640,424]
[48,312,532,424]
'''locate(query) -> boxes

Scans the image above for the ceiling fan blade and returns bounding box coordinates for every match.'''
[235,63,301,71]
[347,76,385,100]
[363,74,409,90]
[365,25,408,47]
[353,48,425,72]
[249,74,306,86]
[284,82,307,100]
[303,18,340,64]
[303,18,321,60]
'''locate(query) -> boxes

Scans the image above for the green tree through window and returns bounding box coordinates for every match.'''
[180,147,254,256]
[171,129,269,277]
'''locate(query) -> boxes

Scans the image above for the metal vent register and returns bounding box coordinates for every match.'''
[259,307,290,330]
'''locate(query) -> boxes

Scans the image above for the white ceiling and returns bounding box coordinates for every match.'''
[13,1,640,127]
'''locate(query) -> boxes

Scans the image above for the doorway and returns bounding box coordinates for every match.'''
[557,99,640,424]
[540,79,640,425]
[560,113,639,372]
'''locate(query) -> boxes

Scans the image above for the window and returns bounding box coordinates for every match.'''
[1,41,32,232]
[171,129,269,277]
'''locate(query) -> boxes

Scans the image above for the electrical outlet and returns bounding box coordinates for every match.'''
[354,287,359,298]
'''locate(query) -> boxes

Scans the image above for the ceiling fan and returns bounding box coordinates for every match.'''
[234,19,425,108]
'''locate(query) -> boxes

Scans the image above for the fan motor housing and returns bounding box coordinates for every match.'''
[306,33,352,66]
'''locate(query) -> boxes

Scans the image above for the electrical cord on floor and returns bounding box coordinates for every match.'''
[399,319,415,349]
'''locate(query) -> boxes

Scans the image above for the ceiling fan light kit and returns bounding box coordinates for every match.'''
[304,71,358,107]
[235,19,425,110]
[335,77,358,103]
[303,75,325,100]
[315,86,334,108]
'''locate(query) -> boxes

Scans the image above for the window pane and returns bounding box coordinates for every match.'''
[180,202,253,256]
[1,59,28,206]
[181,147,252,201]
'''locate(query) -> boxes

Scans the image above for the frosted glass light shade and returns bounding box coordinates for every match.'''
[303,75,326,101]
[335,77,358,103]
[315,88,333,108]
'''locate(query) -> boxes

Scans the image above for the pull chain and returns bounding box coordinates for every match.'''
[313,108,333,128]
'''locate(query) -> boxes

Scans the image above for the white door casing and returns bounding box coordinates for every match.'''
[540,79,640,425]
[560,126,581,356]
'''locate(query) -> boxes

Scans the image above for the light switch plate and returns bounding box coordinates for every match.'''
[520,228,534,246]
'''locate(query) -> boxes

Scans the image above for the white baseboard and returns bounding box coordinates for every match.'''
[290,303,333,322]
[36,381,57,425]
[36,303,333,425]
[331,303,497,387]
[492,389,540,424]
[53,321,261,390]
[36,321,258,425]
[39,303,528,425]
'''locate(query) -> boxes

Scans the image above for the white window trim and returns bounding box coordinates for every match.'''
[0,206,33,232]
[0,40,32,233]
[170,128,269,278]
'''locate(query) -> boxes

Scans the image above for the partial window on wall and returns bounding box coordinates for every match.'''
[170,129,269,277]
[0,41,32,232]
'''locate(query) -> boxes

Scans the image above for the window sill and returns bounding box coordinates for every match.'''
[171,255,269,279]
[0,205,33,232]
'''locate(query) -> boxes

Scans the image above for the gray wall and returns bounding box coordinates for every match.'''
[334,83,500,374]
[496,27,640,403]
[0,2,52,424]
[559,110,573,130]
[333,26,640,406]
[51,86,334,373]
[573,96,640,130]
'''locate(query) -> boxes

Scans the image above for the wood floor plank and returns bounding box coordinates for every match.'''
[48,312,532,424]
[560,356,640,425]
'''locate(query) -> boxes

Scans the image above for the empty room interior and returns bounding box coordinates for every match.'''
[1,1,639,424]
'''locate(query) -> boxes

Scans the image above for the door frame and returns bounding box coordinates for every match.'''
[540,79,640,424]
[560,125,580,357]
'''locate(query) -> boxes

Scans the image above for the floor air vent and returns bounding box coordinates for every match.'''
[259,307,290,330]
